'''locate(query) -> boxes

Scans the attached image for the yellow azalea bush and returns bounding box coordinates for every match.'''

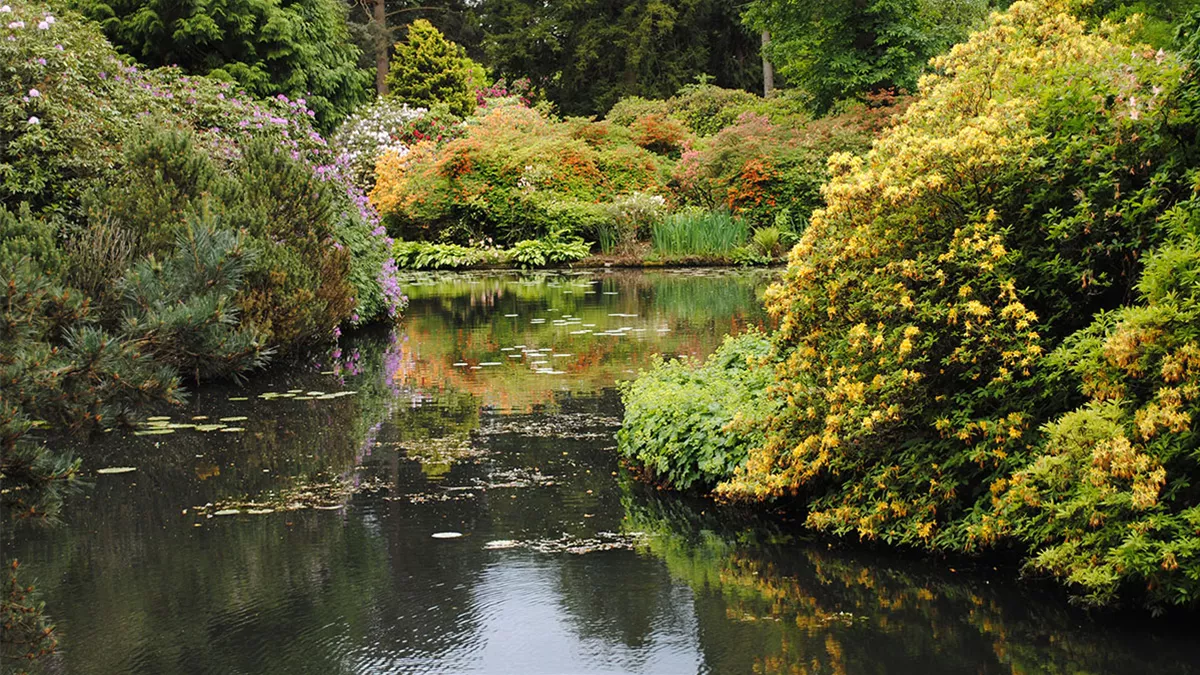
[703,0,1200,596]
[977,195,1200,608]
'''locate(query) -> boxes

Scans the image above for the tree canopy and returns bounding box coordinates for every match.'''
[66,0,372,129]
[479,0,762,116]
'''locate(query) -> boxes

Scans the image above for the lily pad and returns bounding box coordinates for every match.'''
[219,416,248,422]
[134,428,175,436]
[220,427,246,433]
[145,416,172,422]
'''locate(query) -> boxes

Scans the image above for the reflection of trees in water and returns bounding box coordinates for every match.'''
[620,479,1200,675]
[394,269,775,413]
[20,510,393,675]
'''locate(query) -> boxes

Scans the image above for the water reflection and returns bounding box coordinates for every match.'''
[4,269,1197,675]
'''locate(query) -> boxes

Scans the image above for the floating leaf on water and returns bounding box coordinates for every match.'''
[146,416,172,422]
[484,540,521,550]
[245,508,274,515]
[134,428,175,436]
[195,424,225,432]
[294,396,314,401]
[316,394,338,400]
[213,508,241,516]
[191,416,209,421]
[220,427,246,433]
[219,416,248,422]
[95,467,137,475]
[167,423,196,429]
[313,504,344,511]
[287,389,303,394]
[228,397,249,401]
[431,532,464,539]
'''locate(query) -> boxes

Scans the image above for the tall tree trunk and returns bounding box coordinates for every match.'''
[761,30,774,97]
[374,0,388,96]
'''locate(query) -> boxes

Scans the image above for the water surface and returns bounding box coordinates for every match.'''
[6,268,1199,675]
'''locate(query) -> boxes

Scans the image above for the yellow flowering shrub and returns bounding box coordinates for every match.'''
[977,197,1200,608]
[718,0,1193,557]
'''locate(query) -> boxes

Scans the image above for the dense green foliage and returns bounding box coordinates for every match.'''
[64,0,372,130]
[744,0,990,112]
[649,208,748,257]
[618,332,775,491]
[478,0,762,115]
[386,19,486,117]
[1,2,402,556]
[980,198,1200,607]
[391,235,591,269]
[367,85,902,258]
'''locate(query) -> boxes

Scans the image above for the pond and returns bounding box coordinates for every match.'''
[5,268,1199,675]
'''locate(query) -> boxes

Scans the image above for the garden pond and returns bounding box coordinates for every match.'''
[5,268,1200,675]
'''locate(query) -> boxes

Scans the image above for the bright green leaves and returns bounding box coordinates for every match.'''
[386,19,486,117]
[618,332,776,491]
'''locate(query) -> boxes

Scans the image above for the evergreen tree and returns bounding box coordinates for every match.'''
[385,19,486,116]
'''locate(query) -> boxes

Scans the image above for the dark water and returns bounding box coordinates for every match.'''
[5,269,1199,675]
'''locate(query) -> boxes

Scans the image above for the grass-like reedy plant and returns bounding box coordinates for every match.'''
[651,208,748,257]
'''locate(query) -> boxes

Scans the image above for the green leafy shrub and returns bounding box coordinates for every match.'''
[509,235,591,269]
[751,226,783,258]
[672,95,906,229]
[392,240,499,269]
[1,213,180,514]
[117,219,271,381]
[618,332,776,491]
[597,192,669,252]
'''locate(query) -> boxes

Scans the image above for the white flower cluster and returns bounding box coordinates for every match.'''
[331,99,426,189]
